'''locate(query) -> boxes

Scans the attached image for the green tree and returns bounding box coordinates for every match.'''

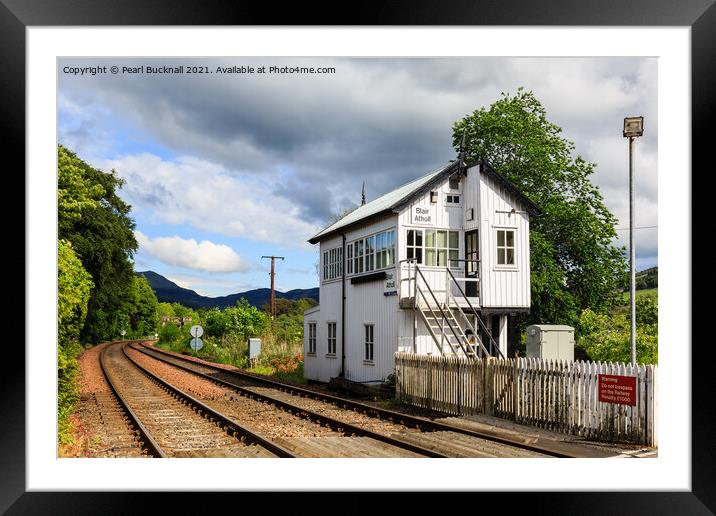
[171,302,196,328]
[261,297,318,317]
[128,275,159,337]
[57,239,94,443]
[157,302,175,318]
[225,298,270,340]
[453,89,628,326]
[58,145,138,343]
[205,307,229,341]
[58,148,102,236]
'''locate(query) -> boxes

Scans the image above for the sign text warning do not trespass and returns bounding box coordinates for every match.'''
[598,374,637,406]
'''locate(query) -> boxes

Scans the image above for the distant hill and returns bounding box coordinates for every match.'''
[636,266,657,290]
[136,270,319,309]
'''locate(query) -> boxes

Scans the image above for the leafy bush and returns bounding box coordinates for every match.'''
[577,307,658,364]
[58,341,83,444]
[57,240,93,444]
[159,298,306,380]
[201,336,249,368]
[636,295,658,325]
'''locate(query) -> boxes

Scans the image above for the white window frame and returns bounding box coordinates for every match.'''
[364,323,374,363]
[327,322,337,356]
[495,228,517,269]
[353,240,364,274]
[307,322,316,355]
[347,243,353,275]
[347,228,396,276]
[375,230,395,270]
[365,234,375,272]
[445,193,462,205]
[322,246,343,282]
[424,229,460,269]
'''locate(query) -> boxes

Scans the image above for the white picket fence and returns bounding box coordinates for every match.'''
[395,352,658,446]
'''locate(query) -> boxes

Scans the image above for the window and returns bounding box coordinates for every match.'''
[375,230,395,269]
[347,244,353,275]
[449,176,460,190]
[348,229,395,275]
[327,322,337,354]
[406,229,423,264]
[496,229,516,265]
[365,235,375,272]
[364,324,374,361]
[446,194,461,205]
[322,246,343,281]
[430,191,438,203]
[353,240,364,274]
[425,229,459,268]
[308,323,316,354]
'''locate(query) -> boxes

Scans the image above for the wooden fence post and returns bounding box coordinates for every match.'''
[512,358,518,421]
[485,358,494,416]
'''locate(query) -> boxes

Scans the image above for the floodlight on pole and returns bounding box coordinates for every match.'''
[623,116,644,366]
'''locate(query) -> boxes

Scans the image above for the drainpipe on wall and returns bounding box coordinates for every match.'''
[340,233,346,378]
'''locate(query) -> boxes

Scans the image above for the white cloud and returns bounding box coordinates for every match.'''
[101,154,320,248]
[135,230,249,273]
[62,56,658,266]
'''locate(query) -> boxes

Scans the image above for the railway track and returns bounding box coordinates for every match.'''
[77,342,150,458]
[133,342,570,458]
[125,344,441,457]
[100,342,294,457]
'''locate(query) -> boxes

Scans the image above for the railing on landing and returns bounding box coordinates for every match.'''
[398,258,503,359]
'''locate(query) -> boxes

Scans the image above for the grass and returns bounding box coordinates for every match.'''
[247,361,308,384]
[158,331,308,384]
[620,287,657,303]
[372,397,404,410]
[613,287,657,318]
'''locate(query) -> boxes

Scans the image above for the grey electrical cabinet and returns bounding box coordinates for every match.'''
[248,338,261,360]
[526,325,575,361]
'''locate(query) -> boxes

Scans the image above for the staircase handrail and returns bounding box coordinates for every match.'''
[445,286,491,358]
[446,267,505,359]
[414,265,472,358]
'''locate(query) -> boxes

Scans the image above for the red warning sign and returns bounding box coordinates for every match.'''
[598,374,637,406]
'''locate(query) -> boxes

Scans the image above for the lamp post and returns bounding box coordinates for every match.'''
[623,116,644,365]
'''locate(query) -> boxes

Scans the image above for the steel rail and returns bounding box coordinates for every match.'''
[120,343,296,458]
[99,342,167,458]
[138,342,586,458]
[133,344,448,458]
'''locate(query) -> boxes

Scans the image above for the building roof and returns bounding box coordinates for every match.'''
[308,159,542,244]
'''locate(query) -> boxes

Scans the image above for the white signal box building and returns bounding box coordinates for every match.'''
[304,159,542,384]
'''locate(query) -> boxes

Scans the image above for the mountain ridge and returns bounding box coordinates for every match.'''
[137,270,318,309]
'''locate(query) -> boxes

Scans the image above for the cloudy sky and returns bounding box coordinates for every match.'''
[58,57,657,297]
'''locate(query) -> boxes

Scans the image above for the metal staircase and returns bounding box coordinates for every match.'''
[401,260,504,360]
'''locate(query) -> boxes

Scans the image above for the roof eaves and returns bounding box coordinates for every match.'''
[389,160,459,213]
[307,208,393,244]
[480,160,543,216]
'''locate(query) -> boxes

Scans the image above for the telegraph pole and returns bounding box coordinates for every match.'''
[261,255,284,319]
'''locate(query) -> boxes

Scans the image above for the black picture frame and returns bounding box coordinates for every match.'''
[5,0,709,513]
